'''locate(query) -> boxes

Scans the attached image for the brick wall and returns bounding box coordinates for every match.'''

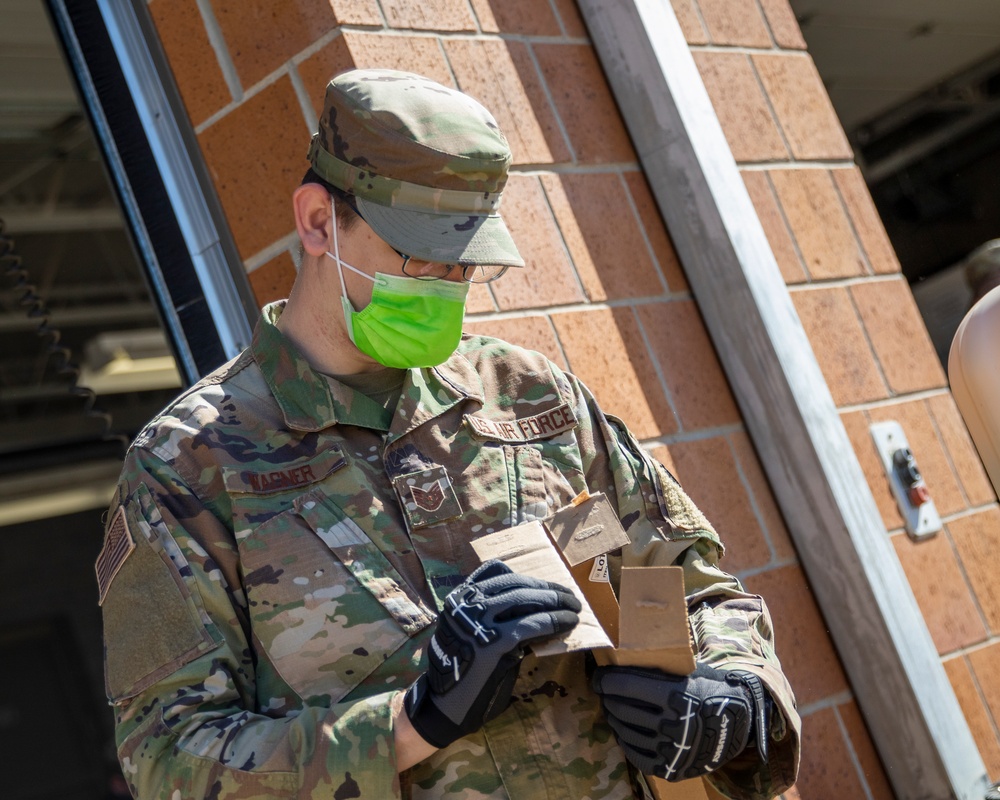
[677,0,1000,791]
[146,0,999,795]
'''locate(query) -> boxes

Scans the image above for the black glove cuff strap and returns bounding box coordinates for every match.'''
[729,671,771,763]
[403,676,462,751]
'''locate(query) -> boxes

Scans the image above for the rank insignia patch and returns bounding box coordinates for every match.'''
[410,479,446,512]
[391,465,463,530]
[96,506,135,606]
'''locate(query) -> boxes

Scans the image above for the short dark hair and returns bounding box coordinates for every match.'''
[301,168,360,233]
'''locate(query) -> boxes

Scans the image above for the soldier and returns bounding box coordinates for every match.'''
[97,69,800,799]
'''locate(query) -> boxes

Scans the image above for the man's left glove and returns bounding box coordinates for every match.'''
[592,662,771,781]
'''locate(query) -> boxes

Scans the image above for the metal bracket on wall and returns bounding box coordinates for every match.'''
[870,421,943,540]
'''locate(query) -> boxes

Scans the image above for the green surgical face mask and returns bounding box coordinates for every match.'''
[326,201,469,369]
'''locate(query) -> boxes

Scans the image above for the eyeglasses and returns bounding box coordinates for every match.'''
[393,249,509,284]
[333,193,509,284]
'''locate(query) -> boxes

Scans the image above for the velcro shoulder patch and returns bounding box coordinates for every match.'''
[101,484,219,702]
[96,506,135,606]
[465,402,577,443]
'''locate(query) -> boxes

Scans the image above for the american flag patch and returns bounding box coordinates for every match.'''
[96,506,135,606]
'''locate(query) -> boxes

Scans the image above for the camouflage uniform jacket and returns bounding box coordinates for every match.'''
[100,302,799,800]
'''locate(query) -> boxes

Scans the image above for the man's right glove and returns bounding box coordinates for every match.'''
[404,560,581,749]
[592,662,771,781]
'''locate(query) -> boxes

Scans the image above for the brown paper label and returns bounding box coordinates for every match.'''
[544,492,630,567]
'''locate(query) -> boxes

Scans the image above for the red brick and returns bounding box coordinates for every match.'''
[637,301,741,431]
[149,0,231,126]
[790,287,888,407]
[927,394,997,507]
[669,436,772,573]
[444,39,571,165]
[868,400,967,517]
[464,281,496,315]
[745,566,849,706]
[248,251,297,307]
[623,172,688,292]
[969,642,1000,746]
[944,656,1000,777]
[198,77,305,259]
[770,169,866,280]
[837,701,895,800]
[552,308,676,440]
[730,431,798,563]
[694,53,788,164]
[211,0,345,89]
[850,279,947,395]
[551,0,589,38]
[648,445,678,475]
[949,508,1000,634]
[380,0,477,31]
[832,168,901,275]
[741,171,806,284]
[669,0,709,45]
[463,316,566,368]
[342,31,454,86]
[297,36,355,115]
[487,175,584,311]
[753,53,853,161]
[533,44,636,164]
[840,410,905,531]
[541,173,664,302]
[469,0,562,35]
[795,707,870,800]
[298,33,456,118]
[697,0,771,47]
[329,0,385,25]
[758,0,807,50]
[893,532,987,654]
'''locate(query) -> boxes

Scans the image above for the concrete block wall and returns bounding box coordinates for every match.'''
[146,0,999,795]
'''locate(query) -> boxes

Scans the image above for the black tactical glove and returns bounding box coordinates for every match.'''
[404,560,582,749]
[592,662,771,781]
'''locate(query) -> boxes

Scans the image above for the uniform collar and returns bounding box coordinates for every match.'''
[387,343,485,444]
[253,303,485,435]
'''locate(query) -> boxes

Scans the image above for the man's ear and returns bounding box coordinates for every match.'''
[293,183,334,257]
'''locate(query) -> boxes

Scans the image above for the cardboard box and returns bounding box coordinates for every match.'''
[542,492,696,675]
[470,519,612,657]
[472,493,708,799]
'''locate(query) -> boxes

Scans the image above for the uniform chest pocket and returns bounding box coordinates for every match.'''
[462,405,586,528]
[239,489,435,705]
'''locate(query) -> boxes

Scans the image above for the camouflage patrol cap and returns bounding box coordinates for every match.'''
[308,69,524,268]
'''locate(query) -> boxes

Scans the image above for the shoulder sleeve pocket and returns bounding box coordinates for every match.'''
[101,484,220,703]
[604,412,719,543]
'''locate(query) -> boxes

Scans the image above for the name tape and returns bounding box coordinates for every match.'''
[224,450,345,495]
[465,403,577,443]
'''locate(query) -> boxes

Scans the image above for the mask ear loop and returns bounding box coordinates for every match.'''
[326,195,350,301]
[326,195,361,341]
[325,195,387,343]
[325,196,382,289]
